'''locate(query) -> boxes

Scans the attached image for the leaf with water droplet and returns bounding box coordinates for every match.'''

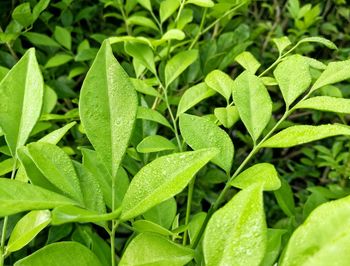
[79,40,138,179]
[295,96,350,114]
[120,148,218,221]
[203,183,266,266]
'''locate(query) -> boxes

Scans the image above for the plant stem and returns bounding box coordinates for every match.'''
[174,0,186,25]
[117,0,131,35]
[188,8,207,50]
[0,160,17,266]
[110,220,119,266]
[183,177,195,245]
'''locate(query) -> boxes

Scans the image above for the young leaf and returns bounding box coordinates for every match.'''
[132,220,177,237]
[272,36,292,55]
[0,178,75,216]
[136,135,176,153]
[143,198,177,229]
[280,194,350,266]
[187,0,215,7]
[79,40,138,178]
[165,50,198,87]
[127,16,159,31]
[230,163,281,191]
[119,233,194,266]
[205,70,234,102]
[7,210,51,253]
[311,60,350,92]
[261,229,286,266]
[38,122,76,144]
[124,42,156,74]
[44,53,73,68]
[214,106,240,128]
[177,83,216,117]
[120,148,218,220]
[14,242,102,266]
[297,36,337,50]
[262,124,350,148]
[54,26,72,50]
[179,114,234,173]
[0,48,43,157]
[137,0,152,11]
[12,3,32,27]
[160,0,180,23]
[137,106,172,129]
[23,32,61,47]
[235,51,261,74]
[203,184,266,266]
[26,143,84,204]
[274,55,311,106]
[233,71,272,143]
[295,96,350,114]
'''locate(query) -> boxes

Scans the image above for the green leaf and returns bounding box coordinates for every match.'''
[131,79,161,97]
[137,0,152,11]
[187,0,215,7]
[143,198,177,229]
[137,106,173,129]
[177,83,216,117]
[274,55,311,106]
[0,178,75,217]
[262,124,350,148]
[214,106,240,128]
[205,70,234,101]
[32,0,50,21]
[161,29,185,41]
[311,60,350,92]
[261,229,286,266]
[0,158,15,176]
[80,40,138,178]
[119,233,194,266]
[203,184,266,266]
[23,32,60,47]
[165,50,198,87]
[137,135,176,153]
[235,51,261,74]
[160,0,181,23]
[280,194,350,266]
[26,142,83,203]
[233,71,272,143]
[125,42,156,74]
[179,114,234,173]
[121,148,218,220]
[42,85,57,114]
[272,36,292,55]
[54,26,71,50]
[231,163,281,191]
[298,36,337,50]
[12,3,32,28]
[7,210,51,253]
[45,53,73,68]
[295,96,350,114]
[127,16,159,31]
[133,220,177,237]
[14,242,102,266]
[0,48,43,157]
[38,122,76,144]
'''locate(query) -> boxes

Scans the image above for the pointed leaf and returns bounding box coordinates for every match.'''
[0,48,43,156]
[203,184,266,266]
[274,55,311,106]
[298,36,337,50]
[119,233,194,266]
[38,122,76,144]
[80,40,138,178]
[14,242,102,266]
[125,42,156,74]
[214,106,240,128]
[205,70,234,101]
[137,135,176,153]
[160,0,180,22]
[121,148,218,220]
[235,51,261,74]
[179,114,234,173]
[233,71,272,142]
[137,106,172,129]
[295,96,350,114]
[272,36,292,55]
[262,124,350,148]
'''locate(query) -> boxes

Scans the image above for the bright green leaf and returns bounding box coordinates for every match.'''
[205,70,234,102]
[137,135,176,153]
[214,106,240,128]
[54,26,71,50]
[38,122,76,144]
[137,106,173,129]
[143,198,177,229]
[187,0,214,7]
[160,0,181,23]
[272,36,292,55]
[45,53,73,68]
[235,51,261,74]
[298,36,337,50]
[295,96,350,114]
[125,42,156,74]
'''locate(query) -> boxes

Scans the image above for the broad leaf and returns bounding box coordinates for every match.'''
[137,106,172,129]
[214,106,240,128]
[120,148,218,220]
[179,114,234,173]
[80,40,138,178]
[132,220,177,237]
[14,242,102,266]
[7,210,51,253]
[187,0,214,7]
[0,178,75,216]
[26,143,83,203]
[125,42,156,74]
[119,233,194,266]
[233,71,272,143]
[136,135,176,153]
[274,55,311,106]
[0,48,43,157]
[38,122,76,144]
[203,184,266,266]
[159,0,180,23]
[231,163,281,191]
[177,83,216,117]
[54,26,71,50]
[143,198,177,229]
[165,50,198,87]
[205,70,234,101]
[272,36,292,55]
[262,124,350,148]
[281,194,350,266]
[295,96,350,114]
[311,60,350,92]
[235,51,261,74]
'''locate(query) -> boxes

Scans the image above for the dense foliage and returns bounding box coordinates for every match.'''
[1,0,350,265]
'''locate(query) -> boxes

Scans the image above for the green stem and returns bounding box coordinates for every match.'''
[188,8,208,50]
[117,0,131,35]
[110,220,119,266]
[174,0,186,25]
[183,177,195,245]
[0,160,17,266]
